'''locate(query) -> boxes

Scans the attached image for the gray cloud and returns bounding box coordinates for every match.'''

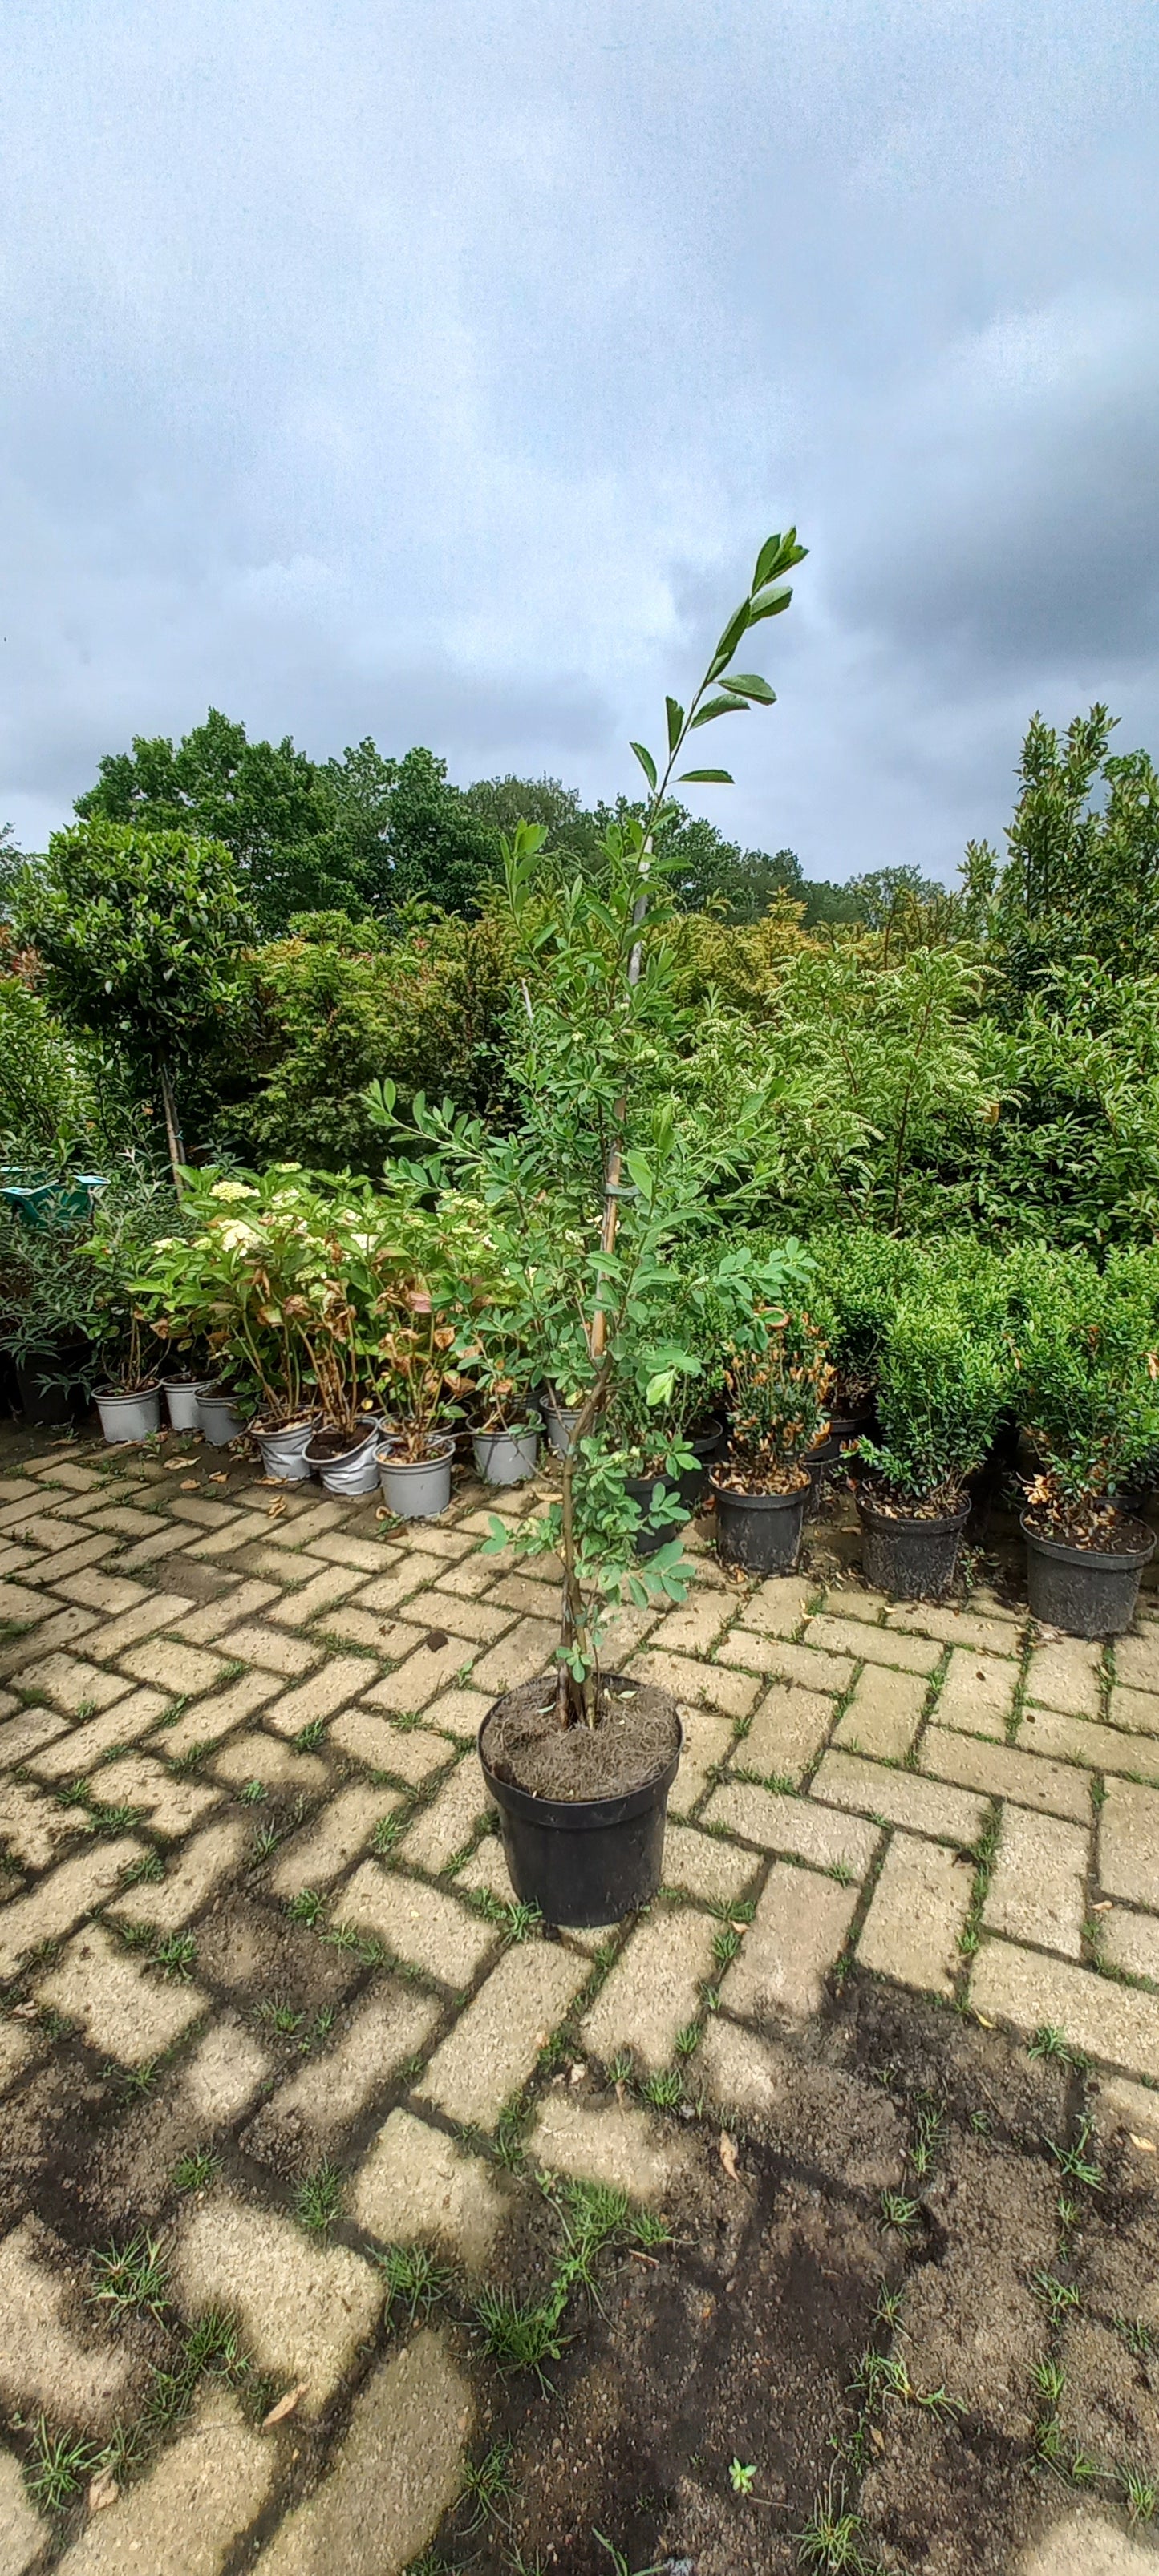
[2,0,1157,878]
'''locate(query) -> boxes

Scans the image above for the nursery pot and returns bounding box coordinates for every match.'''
[95,1385,162,1444]
[472,1424,540,1486]
[163,1378,209,1432]
[378,1432,455,1519]
[711,1473,808,1576]
[478,1683,682,1927]
[804,1430,844,1519]
[15,1343,88,1426]
[253,1415,320,1484]
[303,1419,382,1497]
[626,1417,727,1558]
[197,1389,246,1448]
[857,1490,970,1601]
[541,1394,584,1458]
[1021,1514,1156,1639]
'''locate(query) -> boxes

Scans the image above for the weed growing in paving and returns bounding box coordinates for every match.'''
[460,2438,517,2534]
[880,2190,919,2231]
[286,1887,326,1927]
[1121,2465,1158,2522]
[1029,2025,1089,2069]
[249,1826,281,1864]
[169,1741,210,1777]
[1032,2270,1081,2327]
[294,1720,326,1752]
[22,2416,97,2511]
[593,2534,665,2575]
[371,1814,404,1856]
[1048,2119,1104,2190]
[119,1848,165,1887]
[1034,2357,1067,2405]
[629,2210,673,2250]
[91,2233,168,2319]
[640,2070,682,2110]
[152,1931,197,1980]
[378,2243,452,2325]
[474,2287,565,2391]
[958,1807,1000,1959]
[257,1996,303,2036]
[173,2147,219,2193]
[295,2161,342,2233]
[796,2475,876,2573]
[239,1778,268,1803]
[729,2458,756,2494]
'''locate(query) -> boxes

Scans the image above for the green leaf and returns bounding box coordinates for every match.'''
[688,695,750,730]
[719,673,776,704]
[713,601,751,665]
[678,768,734,783]
[752,532,787,591]
[665,697,684,754]
[630,741,658,791]
[748,584,792,624]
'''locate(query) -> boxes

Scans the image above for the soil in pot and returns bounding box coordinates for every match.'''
[303,1421,379,1465]
[1022,1510,1156,1637]
[480,1672,681,1925]
[857,1486,971,1601]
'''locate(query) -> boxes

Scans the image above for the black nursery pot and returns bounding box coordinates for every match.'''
[857,1490,971,1600]
[1021,1514,1156,1639]
[15,1341,90,1426]
[626,1416,726,1557]
[711,1474,808,1575]
[478,1685,682,1927]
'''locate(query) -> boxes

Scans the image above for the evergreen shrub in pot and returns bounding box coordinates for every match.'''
[855,1288,1007,1599]
[1015,1260,1159,1636]
[711,1300,832,1575]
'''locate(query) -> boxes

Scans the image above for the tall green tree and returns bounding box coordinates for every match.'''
[15,821,252,1180]
[967,706,1159,997]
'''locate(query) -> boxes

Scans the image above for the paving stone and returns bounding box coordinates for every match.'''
[0,2018,36,2093]
[211,1733,328,1794]
[85,1504,164,1540]
[192,1513,297,1560]
[821,1587,894,1621]
[1102,1905,1159,1985]
[0,1579,61,1626]
[418,1941,587,2125]
[0,1603,100,1669]
[166,1496,245,1529]
[253,2327,472,2576]
[429,1552,504,1600]
[397,1587,513,1646]
[646,1592,733,1658]
[1108,1684,1159,1741]
[12,1512,94,1555]
[349,1555,448,1615]
[398,1758,492,1873]
[719,1631,855,1697]
[834,1662,927,1761]
[934,1646,1021,1741]
[180,2012,270,2124]
[119,1637,231,1698]
[813,1749,987,1846]
[581,1908,717,2073]
[0,2217,138,2433]
[666,1701,736,1814]
[740,1679,836,1782]
[1026,1639,1103,1719]
[971,1938,1159,2081]
[171,1580,281,1641]
[421,1685,492,1742]
[1092,2072,1159,2155]
[213,1622,322,1676]
[29,1688,171,1777]
[118,1525,200,1571]
[330,1706,452,1785]
[362,1633,477,1711]
[0,1836,143,1978]
[302,1531,395,1572]
[29,1461,102,1491]
[249,1982,441,2162]
[0,1541,43,1579]
[484,1572,563,1620]
[702,1777,881,1874]
[261,1657,375,1741]
[455,1835,516,1903]
[36,1922,205,2063]
[111,1819,247,1931]
[661,1821,758,1905]
[730,1574,815,1638]
[264,1567,363,1630]
[529,2092,691,2202]
[17,1652,132,1716]
[983,1806,1088,1960]
[0,2437,49,2572]
[804,1615,942,1674]
[352,2106,510,2262]
[1115,1632,1159,1696]
[721,1863,858,2021]
[1019,2505,1159,2574]
[857,1831,973,1996]
[84,1592,196,1662]
[0,1776,87,1870]
[0,1706,68,1767]
[53,2388,274,2576]
[95,1753,222,1838]
[886,1601,1023,1658]
[920,1723,1092,1822]
[49,1567,151,1616]
[452,1619,559,1700]
[173,2198,381,2416]
[162,1668,282,1755]
[269,1782,401,1896]
[1100,1780,1159,1910]
[338,1859,498,1984]
[1021,1704,1159,1785]
[628,1648,760,1720]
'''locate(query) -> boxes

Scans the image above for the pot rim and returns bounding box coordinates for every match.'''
[857,1489,970,1538]
[473,1422,539,1445]
[161,1375,211,1391]
[377,1431,456,1472]
[1019,1511,1156,1572]
[708,1471,809,1510]
[303,1418,381,1461]
[253,1410,322,1440]
[479,1680,682,1826]
[96,1382,161,1402]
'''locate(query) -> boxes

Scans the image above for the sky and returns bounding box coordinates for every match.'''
[2,0,1157,882]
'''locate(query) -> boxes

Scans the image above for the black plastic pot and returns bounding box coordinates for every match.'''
[478,1686,682,1927]
[1022,1514,1156,1638]
[804,1430,845,1519]
[14,1341,90,1426]
[626,1417,726,1557]
[710,1474,808,1575]
[857,1490,970,1600]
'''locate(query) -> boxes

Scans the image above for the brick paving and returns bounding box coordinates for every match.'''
[2,1425,1159,2566]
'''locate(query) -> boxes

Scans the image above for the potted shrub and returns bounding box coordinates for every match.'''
[1015,1262,1159,1636]
[808,1227,912,1452]
[855,1289,1008,1599]
[367,527,808,1920]
[710,1302,833,1573]
[375,1282,464,1518]
[454,1300,543,1486]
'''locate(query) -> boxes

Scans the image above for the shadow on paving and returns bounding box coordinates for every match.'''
[426,1975,1159,2576]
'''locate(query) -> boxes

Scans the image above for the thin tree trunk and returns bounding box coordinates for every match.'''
[159,1062,186,1187]
[590,858,650,1360]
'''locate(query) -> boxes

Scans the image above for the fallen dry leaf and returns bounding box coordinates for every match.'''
[870,2425,885,2453]
[719,2131,740,2182]
[974,2012,995,2028]
[209,1472,229,1485]
[266,1499,288,1519]
[1129,2133,1158,2155]
[11,2000,38,2021]
[87,2474,119,2513]
[1092,1899,1113,1914]
[262,2383,307,2431]
[180,1479,199,1491]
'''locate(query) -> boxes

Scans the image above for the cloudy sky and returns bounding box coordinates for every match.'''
[3,0,1157,880]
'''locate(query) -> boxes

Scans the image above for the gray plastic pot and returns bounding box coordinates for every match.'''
[163,1378,209,1431]
[1022,1514,1156,1638]
[96,1385,162,1443]
[254,1416,319,1483]
[711,1474,808,1575]
[306,1422,382,1496]
[197,1390,246,1446]
[378,1433,455,1519]
[472,1424,540,1486]
[541,1395,583,1458]
[857,1490,969,1600]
